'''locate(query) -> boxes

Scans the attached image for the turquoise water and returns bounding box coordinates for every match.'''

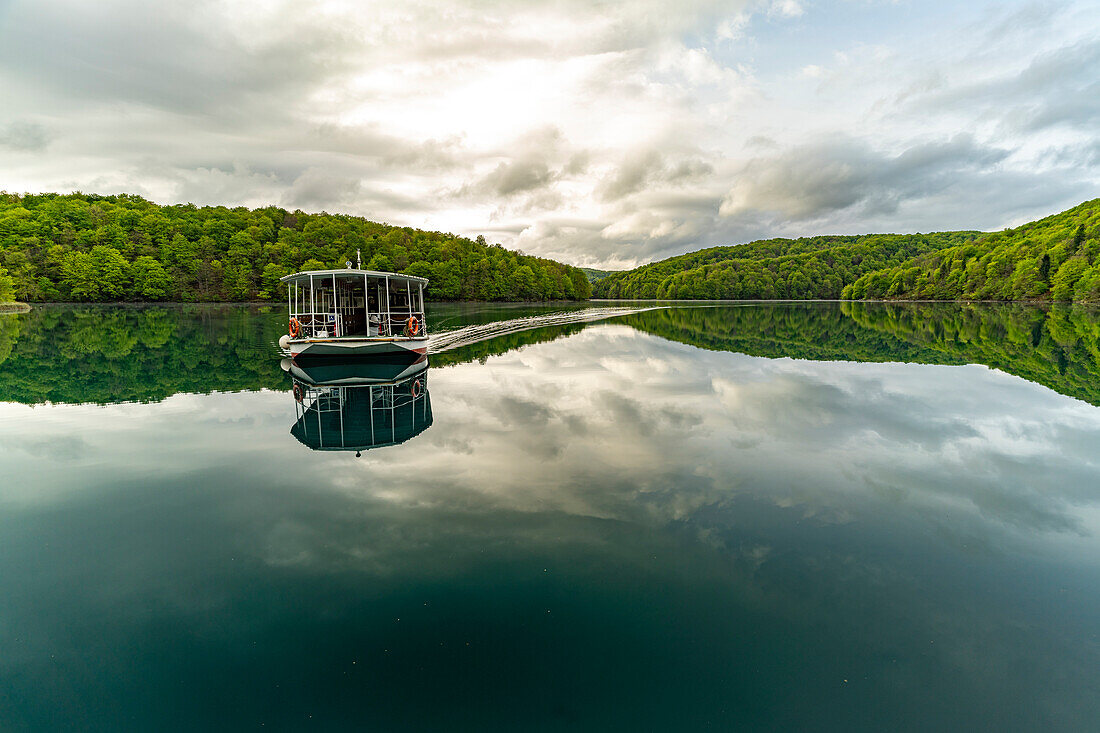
[1,302,1098,731]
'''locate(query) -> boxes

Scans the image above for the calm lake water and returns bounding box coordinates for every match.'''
[1,301,1099,731]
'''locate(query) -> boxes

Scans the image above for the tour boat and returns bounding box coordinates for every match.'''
[278,262,428,359]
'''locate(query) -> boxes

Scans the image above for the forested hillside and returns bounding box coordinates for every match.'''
[593,232,979,299]
[581,268,620,283]
[843,199,1100,302]
[596,199,1100,303]
[0,192,591,302]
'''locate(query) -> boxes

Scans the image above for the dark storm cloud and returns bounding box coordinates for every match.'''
[598,150,714,202]
[599,150,664,201]
[539,133,1026,267]
[281,169,363,210]
[0,0,360,116]
[911,37,1100,136]
[307,124,467,172]
[452,128,584,208]
[720,135,1011,221]
[479,159,554,196]
[0,122,51,152]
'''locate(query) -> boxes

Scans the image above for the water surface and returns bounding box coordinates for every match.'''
[1,302,1098,731]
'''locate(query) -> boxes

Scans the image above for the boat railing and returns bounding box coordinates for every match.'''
[293,311,341,338]
[292,310,428,339]
[383,311,428,337]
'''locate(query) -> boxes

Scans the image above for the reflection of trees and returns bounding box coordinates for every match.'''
[619,303,1100,406]
[429,322,590,367]
[0,305,593,405]
[842,302,1100,406]
[0,313,23,366]
[0,305,288,405]
[3,302,1098,407]
[616,304,968,364]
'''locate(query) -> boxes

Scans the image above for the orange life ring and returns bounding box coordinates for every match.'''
[405,316,420,336]
[288,318,301,338]
[410,379,422,398]
[293,383,304,402]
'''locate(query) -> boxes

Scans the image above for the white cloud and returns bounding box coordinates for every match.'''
[768,0,805,19]
[0,0,1096,267]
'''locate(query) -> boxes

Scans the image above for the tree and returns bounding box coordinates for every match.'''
[1052,257,1088,301]
[131,256,171,300]
[366,253,394,272]
[512,265,538,299]
[61,252,99,300]
[259,263,288,300]
[0,264,14,302]
[90,246,130,300]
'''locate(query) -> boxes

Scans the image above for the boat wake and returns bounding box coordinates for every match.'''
[427,306,659,354]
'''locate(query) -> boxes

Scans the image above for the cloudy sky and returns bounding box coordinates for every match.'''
[0,0,1097,267]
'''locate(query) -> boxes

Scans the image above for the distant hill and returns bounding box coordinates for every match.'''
[0,192,591,302]
[844,199,1100,302]
[593,232,979,299]
[581,267,620,283]
[594,199,1100,303]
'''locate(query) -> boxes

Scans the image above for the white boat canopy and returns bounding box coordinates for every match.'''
[280,269,428,285]
[282,268,429,341]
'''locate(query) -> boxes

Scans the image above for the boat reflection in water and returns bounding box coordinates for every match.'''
[283,355,432,456]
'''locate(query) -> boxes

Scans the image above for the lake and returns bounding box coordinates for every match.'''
[1,301,1099,731]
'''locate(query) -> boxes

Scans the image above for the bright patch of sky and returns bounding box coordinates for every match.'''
[0,0,1096,267]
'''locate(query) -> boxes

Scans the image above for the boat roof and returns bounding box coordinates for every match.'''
[280,268,428,285]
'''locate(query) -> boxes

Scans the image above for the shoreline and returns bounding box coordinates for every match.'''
[10,298,1096,308]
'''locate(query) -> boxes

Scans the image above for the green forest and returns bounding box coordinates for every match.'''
[843,199,1100,301]
[0,192,591,303]
[4,192,1098,306]
[581,268,620,283]
[596,199,1100,303]
[594,232,980,299]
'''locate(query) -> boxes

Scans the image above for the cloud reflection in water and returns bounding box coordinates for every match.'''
[0,320,1099,730]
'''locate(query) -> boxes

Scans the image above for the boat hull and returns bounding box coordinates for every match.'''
[286,336,428,359]
[288,355,428,386]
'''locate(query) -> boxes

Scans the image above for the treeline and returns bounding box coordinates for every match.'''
[0,192,591,302]
[844,199,1100,302]
[581,268,620,283]
[593,233,979,299]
